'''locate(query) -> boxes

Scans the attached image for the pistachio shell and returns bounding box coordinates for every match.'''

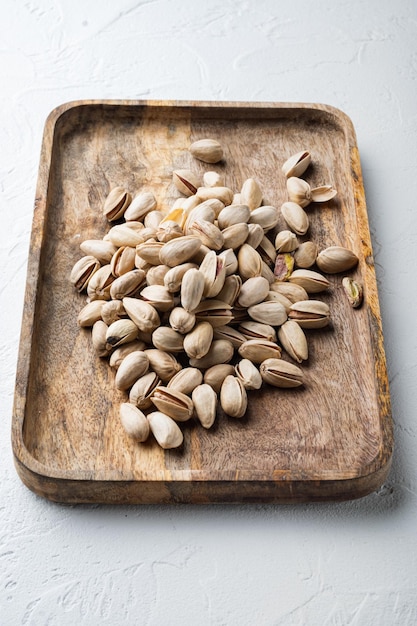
[115,351,150,390]
[281,202,309,235]
[70,255,100,292]
[101,299,127,325]
[237,276,270,308]
[169,307,196,334]
[278,320,308,363]
[159,236,202,267]
[147,411,184,449]
[91,320,110,357]
[145,349,182,382]
[217,205,251,229]
[288,299,330,329]
[269,281,309,303]
[110,246,136,277]
[123,297,160,333]
[192,384,218,429]
[124,191,157,221]
[221,223,249,250]
[167,367,203,395]
[105,224,145,247]
[286,177,312,208]
[288,269,330,293]
[342,277,363,308]
[152,327,184,353]
[139,285,175,312]
[109,269,146,300]
[189,339,234,369]
[282,150,311,178]
[238,321,277,343]
[103,187,131,221]
[109,340,148,369]
[86,264,115,300]
[238,339,282,363]
[237,244,263,279]
[246,223,265,249]
[151,387,194,422]
[135,241,165,265]
[275,230,299,253]
[181,268,205,312]
[316,246,359,274]
[188,219,224,251]
[216,274,242,306]
[80,240,117,264]
[235,359,262,390]
[293,241,318,268]
[189,139,223,163]
[199,250,227,298]
[119,403,150,442]
[129,371,161,409]
[183,321,214,359]
[220,376,247,418]
[203,364,235,393]
[248,206,279,231]
[77,300,107,327]
[212,325,247,349]
[193,300,234,327]
[247,301,287,326]
[240,178,262,211]
[203,171,224,187]
[164,262,199,293]
[196,187,233,206]
[259,358,304,388]
[172,169,200,196]
[106,319,139,349]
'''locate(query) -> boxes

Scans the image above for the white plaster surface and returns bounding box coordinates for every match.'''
[1,0,417,624]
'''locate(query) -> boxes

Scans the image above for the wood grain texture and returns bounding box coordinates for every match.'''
[12,100,393,503]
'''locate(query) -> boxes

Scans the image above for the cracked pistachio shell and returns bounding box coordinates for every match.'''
[124,191,157,221]
[238,339,282,363]
[184,203,216,235]
[86,264,115,300]
[237,276,270,308]
[192,384,218,429]
[260,358,304,388]
[144,349,182,383]
[92,320,109,357]
[237,244,263,279]
[246,223,265,249]
[103,187,132,221]
[281,202,309,235]
[159,235,202,267]
[189,339,234,369]
[156,220,184,243]
[152,327,184,353]
[172,169,200,196]
[240,178,262,211]
[220,375,248,418]
[189,139,223,163]
[218,249,238,276]
[288,299,330,329]
[193,300,234,327]
[282,150,311,178]
[316,246,359,274]
[235,359,262,390]
[199,250,227,298]
[77,300,106,327]
[119,403,150,442]
[110,269,146,300]
[110,246,136,277]
[115,351,150,390]
[123,297,160,333]
[260,260,275,284]
[269,281,309,303]
[216,274,242,306]
[278,320,308,363]
[264,290,293,313]
[288,269,329,293]
[135,241,165,265]
[183,321,214,359]
[286,177,312,208]
[257,236,277,266]
[70,255,100,292]
[238,321,277,343]
[310,185,337,203]
[181,268,205,312]
[342,277,363,308]
[217,204,251,229]
[80,240,117,264]
[151,387,194,422]
[129,371,161,410]
[164,262,198,293]
[169,307,196,334]
[106,319,139,349]
[203,364,235,393]
[167,367,203,395]
[212,325,247,349]
[147,411,183,449]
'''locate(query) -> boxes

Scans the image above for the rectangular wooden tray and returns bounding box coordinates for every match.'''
[12,100,393,504]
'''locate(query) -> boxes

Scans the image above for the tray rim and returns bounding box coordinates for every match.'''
[11,99,393,503]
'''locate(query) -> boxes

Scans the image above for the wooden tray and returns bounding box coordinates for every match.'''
[12,100,393,504]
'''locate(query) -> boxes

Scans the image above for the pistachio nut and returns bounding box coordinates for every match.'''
[248,206,279,232]
[183,321,214,359]
[199,250,227,298]
[269,281,309,303]
[342,276,363,308]
[220,375,248,418]
[124,191,157,221]
[172,169,200,197]
[109,340,147,369]
[247,301,287,326]
[115,350,150,390]
[164,262,199,293]
[216,274,242,306]
[286,177,312,208]
[193,300,234,327]
[203,171,224,187]
[237,276,270,308]
[240,178,262,211]
[103,187,131,221]
[293,241,318,268]
[80,239,117,264]
[237,244,263,279]
[123,297,160,333]
[212,325,247,349]
[119,403,150,442]
[192,384,218,429]
[109,269,146,300]
[188,219,224,251]
[246,223,265,249]
[169,307,196,334]
[275,230,299,253]
[152,326,184,353]
[260,358,304,388]
[288,269,330,293]
[281,201,309,235]
[189,339,234,369]
[151,386,194,422]
[221,223,249,250]
[189,138,223,163]
[101,299,126,325]
[238,339,282,363]
[203,363,235,393]
[278,320,308,363]
[129,371,161,409]
[181,268,205,312]
[316,246,359,274]
[217,205,250,229]
[196,186,233,206]
[159,235,202,267]
[70,255,100,292]
[167,367,203,395]
[147,411,184,449]
[145,349,182,382]
[139,284,175,312]
[77,300,106,327]
[106,319,139,349]
[238,321,277,343]
[288,299,330,329]
[91,320,110,357]
[282,150,311,178]
[86,264,115,300]
[235,359,262,390]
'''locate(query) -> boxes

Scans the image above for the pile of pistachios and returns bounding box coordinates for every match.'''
[70,139,363,449]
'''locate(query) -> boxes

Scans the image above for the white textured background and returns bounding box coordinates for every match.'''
[1,1,417,624]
